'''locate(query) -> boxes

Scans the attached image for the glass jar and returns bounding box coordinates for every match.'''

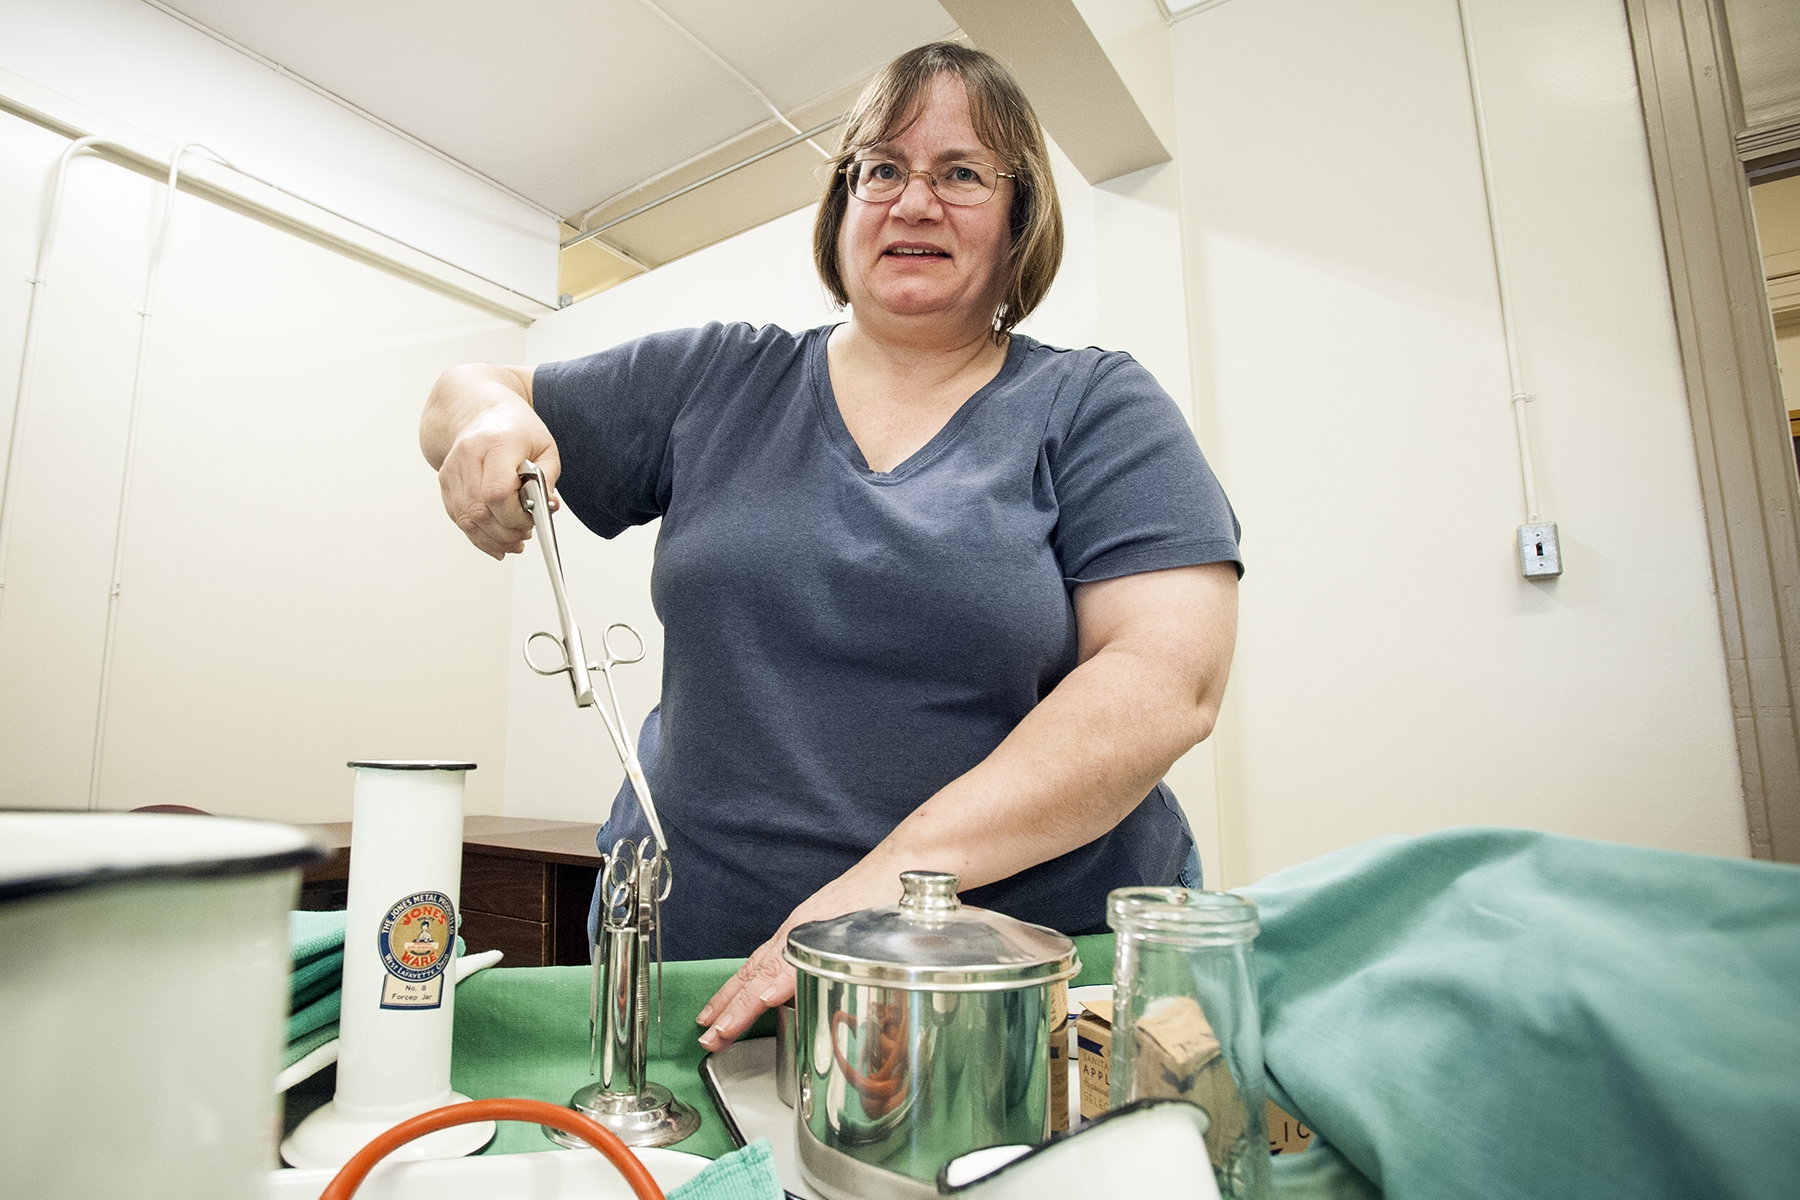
[1107,888,1269,1200]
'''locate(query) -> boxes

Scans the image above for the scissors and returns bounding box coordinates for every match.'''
[518,460,668,854]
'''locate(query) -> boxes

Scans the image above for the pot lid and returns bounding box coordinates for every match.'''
[783,870,1080,991]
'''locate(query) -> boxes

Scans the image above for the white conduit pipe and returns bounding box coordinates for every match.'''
[86,142,228,809]
[1456,0,1543,524]
[0,136,128,613]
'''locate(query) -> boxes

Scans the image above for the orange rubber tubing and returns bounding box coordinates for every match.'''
[316,1097,666,1200]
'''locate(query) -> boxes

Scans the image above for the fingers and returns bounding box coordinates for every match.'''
[536,439,563,496]
[481,443,536,546]
[438,406,558,558]
[697,938,795,1052]
[442,457,528,558]
[695,957,750,1027]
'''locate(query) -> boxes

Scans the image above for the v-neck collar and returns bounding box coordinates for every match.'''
[807,326,1026,485]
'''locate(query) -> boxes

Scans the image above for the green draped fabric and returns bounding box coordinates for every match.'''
[1243,828,1800,1200]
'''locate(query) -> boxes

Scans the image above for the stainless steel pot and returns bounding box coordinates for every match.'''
[783,870,1080,1200]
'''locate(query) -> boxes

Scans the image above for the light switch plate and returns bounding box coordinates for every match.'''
[1518,523,1562,579]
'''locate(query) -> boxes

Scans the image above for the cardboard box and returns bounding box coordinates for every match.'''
[1267,1099,1313,1155]
[1075,999,1114,1122]
[1133,996,1246,1167]
[1077,999,1317,1158]
[1074,997,1249,1168]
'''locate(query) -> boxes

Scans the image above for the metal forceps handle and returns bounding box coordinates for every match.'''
[601,838,643,925]
[519,461,594,707]
[517,461,668,854]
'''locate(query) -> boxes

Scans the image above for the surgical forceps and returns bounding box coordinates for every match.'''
[517,460,667,853]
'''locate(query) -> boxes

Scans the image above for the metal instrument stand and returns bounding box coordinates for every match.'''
[545,838,697,1149]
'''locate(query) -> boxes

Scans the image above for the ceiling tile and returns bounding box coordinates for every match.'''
[654,0,960,112]
[159,0,963,219]
[163,0,767,213]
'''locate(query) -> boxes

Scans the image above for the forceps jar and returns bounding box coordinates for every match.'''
[1107,888,1269,1200]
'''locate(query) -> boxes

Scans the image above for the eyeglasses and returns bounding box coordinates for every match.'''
[840,158,1015,206]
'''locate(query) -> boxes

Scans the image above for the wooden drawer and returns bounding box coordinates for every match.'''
[459,909,550,966]
[551,862,599,965]
[461,851,549,921]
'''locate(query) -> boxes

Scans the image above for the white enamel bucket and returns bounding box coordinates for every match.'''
[0,810,322,1199]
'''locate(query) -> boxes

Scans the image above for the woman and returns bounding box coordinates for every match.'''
[420,43,1241,1050]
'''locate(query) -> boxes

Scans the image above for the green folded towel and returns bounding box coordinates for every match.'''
[287,988,341,1043]
[667,1138,783,1200]
[291,949,344,1009]
[286,910,349,1055]
[289,910,347,966]
[282,1021,340,1070]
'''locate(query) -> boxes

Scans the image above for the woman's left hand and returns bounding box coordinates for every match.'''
[695,861,905,1051]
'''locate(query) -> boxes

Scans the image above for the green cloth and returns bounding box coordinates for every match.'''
[1270,1144,1382,1200]
[451,960,762,1158]
[1069,933,1114,988]
[289,910,347,965]
[1242,828,1800,1200]
[287,988,341,1043]
[291,949,345,1008]
[282,1021,340,1070]
[667,1137,783,1200]
[285,911,349,1058]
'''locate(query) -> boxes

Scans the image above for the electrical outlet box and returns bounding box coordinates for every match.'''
[1518,522,1562,579]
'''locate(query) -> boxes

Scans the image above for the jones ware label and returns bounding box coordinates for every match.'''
[377,891,455,1010]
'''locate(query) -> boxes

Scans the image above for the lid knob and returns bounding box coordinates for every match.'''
[898,870,961,913]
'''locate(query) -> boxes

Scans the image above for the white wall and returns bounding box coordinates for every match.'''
[1172,0,1749,883]
[0,0,559,306]
[0,110,526,821]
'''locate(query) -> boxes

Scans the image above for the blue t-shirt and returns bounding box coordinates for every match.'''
[534,322,1241,960]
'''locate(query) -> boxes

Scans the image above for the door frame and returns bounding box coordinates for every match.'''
[1624,0,1800,861]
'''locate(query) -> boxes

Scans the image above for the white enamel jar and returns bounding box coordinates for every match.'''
[0,811,322,1200]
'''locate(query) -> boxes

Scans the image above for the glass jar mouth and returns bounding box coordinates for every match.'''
[1106,887,1260,944]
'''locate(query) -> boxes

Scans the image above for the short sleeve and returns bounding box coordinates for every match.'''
[1047,353,1242,584]
[532,324,728,538]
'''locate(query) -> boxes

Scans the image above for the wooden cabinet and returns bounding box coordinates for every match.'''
[301,816,602,967]
[459,849,597,966]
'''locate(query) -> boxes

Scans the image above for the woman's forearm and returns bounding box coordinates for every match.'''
[848,561,1238,895]
[420,362,536,470]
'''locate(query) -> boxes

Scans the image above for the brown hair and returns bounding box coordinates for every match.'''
[813,42,1063,338]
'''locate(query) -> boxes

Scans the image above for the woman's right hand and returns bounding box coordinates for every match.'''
[420,363,561,560]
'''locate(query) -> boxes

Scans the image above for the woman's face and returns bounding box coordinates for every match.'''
[837,74,1015,335]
